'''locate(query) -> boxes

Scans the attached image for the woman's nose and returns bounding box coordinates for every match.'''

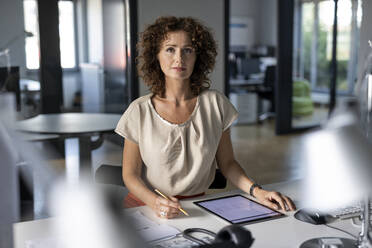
[175,50,184,63]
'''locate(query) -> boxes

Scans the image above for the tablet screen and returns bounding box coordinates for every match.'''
[194,194,284,224]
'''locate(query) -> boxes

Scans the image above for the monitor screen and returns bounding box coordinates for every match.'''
[241,59,260,79]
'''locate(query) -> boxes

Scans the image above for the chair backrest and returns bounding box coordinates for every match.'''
[0,67,20,111]
[263,65,276,88]
[95,164,125,187]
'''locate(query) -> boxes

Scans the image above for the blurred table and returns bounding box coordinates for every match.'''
[16,113,121,177]
[13,180,361,248]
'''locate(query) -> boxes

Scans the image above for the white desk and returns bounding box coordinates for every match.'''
[13,180,361,247]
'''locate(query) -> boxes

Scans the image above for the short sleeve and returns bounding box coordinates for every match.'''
[216,92,238,131]
[115,103,139,144]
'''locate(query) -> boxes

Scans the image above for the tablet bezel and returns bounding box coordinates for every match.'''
[193,194,285,225]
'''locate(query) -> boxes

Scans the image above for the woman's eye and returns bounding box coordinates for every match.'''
[166,47,175,53]
[183,48,193,54]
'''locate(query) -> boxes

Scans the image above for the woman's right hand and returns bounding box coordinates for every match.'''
[152,196,181,219]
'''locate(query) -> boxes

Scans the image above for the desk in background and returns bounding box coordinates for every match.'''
[16,113,121,177]
[13,180,360,248]
[229,78,264,124]
[229,78,263,87]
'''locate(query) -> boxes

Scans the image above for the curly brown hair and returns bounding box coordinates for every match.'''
[137,16,218,97]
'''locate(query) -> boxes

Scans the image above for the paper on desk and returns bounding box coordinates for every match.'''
[127,211,180,242]
[25,237,61,248]
[152,235,214,248]
[25,211,179,247]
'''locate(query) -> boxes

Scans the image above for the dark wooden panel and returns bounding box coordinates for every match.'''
[126,0,138,101]
[37,0,63,113]
[276,0,294,134]
[329,0,338,115]
[224,0,230,97]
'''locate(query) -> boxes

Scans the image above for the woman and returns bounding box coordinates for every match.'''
[115,16,296,219]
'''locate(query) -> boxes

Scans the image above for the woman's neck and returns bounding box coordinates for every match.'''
[163,78,193,104]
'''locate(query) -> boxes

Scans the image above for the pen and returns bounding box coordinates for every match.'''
[154,189,189,216]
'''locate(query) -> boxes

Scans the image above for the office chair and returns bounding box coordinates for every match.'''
[95,164,227,189]
[256,65,276,122]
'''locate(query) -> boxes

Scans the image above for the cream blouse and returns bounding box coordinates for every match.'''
[115,89,238,196]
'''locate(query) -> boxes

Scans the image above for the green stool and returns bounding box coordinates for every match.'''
[292,80,314,117]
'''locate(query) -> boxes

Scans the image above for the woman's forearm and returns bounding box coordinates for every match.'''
[220,160,254,193]
[123,172,157,208]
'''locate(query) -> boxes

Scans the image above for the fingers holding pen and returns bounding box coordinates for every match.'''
[155,196,181,219]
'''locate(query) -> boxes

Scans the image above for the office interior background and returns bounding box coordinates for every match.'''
[1,0,371,127]
[0,0,372,220]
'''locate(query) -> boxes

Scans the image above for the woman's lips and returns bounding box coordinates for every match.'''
[172,67,186,72]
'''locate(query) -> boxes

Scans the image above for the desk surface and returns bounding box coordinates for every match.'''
[13,180,360,248]
[230,78,263,86]
[16,113,121,135]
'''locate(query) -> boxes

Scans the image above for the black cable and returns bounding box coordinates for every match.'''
[325,224,358,239]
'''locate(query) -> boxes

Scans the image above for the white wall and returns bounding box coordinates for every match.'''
[138,0,225,96]
[230,0,260,46]
[357,0,372,81]
[258,0,277,46]
[87,0,103,65]
[230,0,277,47]
[0,0,26,76]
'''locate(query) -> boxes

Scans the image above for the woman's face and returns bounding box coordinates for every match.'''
[157,31,196,82]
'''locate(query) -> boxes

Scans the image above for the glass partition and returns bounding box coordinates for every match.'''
[291,0,362,129]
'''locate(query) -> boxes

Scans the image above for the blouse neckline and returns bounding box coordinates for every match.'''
[148,93,200,127]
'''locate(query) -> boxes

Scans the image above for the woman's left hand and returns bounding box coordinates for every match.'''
[253,188,296,211]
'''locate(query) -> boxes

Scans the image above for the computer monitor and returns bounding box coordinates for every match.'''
[241,58,260,79]
[0,66,20,111]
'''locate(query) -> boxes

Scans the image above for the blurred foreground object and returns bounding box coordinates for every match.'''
[301,105,372,247]
[0,93,145,248]
[0,93,19,248]
[49,179,146,248]
[301,44,372,247]
[357,39,372,248]
[357,40,372,140]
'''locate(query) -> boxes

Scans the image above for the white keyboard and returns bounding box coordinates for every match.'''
[331,204,372,219]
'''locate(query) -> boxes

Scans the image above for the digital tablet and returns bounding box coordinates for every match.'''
[194,194,284,224]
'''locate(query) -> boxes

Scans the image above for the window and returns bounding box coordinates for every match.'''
[23,0,77,70]
[293,0,362,94]
[23,0,39,70]
[57,1,76,68]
